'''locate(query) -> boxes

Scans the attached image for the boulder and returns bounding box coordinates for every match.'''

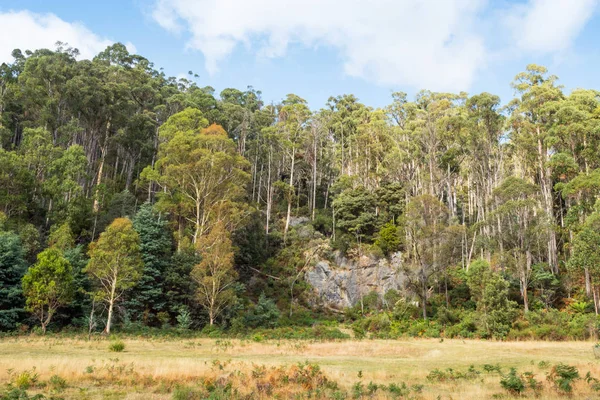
[305,251,404,309]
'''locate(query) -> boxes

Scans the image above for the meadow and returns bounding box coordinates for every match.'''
[1,336,599,399]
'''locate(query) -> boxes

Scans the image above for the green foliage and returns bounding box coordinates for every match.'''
[175,306,192,330]
[85,218,142,333]
[427,366,480,382]
[0,43,600,341]
[374,222,401,255]
[124,203,173,327]
[245,293,280,329]
[547,363,580,394]
[467,260,518,338]
[0,232,27,331]
[48,375,67,392]
[9,368,39,390]
[22,248,75,333]
[500,368,525,395]
[333,187,378,242]
[108,340,125,352]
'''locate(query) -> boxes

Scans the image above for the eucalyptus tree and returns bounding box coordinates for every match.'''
[508,64,564,273]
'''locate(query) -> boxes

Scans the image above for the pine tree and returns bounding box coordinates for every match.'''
[125,203,172,326]
[0,232,27,330]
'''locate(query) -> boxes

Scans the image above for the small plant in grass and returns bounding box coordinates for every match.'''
[0,387,46,400]
[352,381,364,399]
[523,371,542,394]
[500,368,525,395]
[538,360,550,369]
[172,384,203,400]
[594,343,600,359]
[387,382,410,396]
[483,364,502,374]
[547,363,579,394]
[48,375,67,392]
[108,340,125,352]
[585,371,600,391]
[10,368,39,390]
[367,381,378,395]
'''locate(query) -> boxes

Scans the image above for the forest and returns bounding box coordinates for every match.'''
[1,42,600,341]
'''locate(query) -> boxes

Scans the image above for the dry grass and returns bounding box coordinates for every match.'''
[1,336,599,399]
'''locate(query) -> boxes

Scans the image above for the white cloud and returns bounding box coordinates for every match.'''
[505,0,598,53]
[150,0,598,91]
[150,0,488,91]
[0,10,136,64]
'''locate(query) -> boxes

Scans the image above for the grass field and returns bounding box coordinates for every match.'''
[1,336,599,399]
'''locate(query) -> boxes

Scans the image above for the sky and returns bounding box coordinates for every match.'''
[1,0,599,109]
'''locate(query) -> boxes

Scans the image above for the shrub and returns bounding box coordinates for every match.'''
[387,382,410,396]
[11,369,39,390]
[374,222,401,255]
[482,364,502,374]
[245,293,281,329]
[109,340,125,352]
[351,381,364,399]
[500,368,525,395]
[176,307,192,330]
[547,363,580,394]
[0,387,46,400]
[48,375,67,392]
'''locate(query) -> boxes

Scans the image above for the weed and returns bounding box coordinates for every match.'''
[352,381,364,399]
[538,360,550,369]
[500,368,525,395]
[10,368,39,390]
[108,340,125,352]
[48,375,67,392]
[547,363,580,394]
[483,363,502,374]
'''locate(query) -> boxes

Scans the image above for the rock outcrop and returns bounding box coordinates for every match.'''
[305,251,404,309]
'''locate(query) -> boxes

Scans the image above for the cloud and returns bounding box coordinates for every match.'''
[0,10,136,64]
[150,0,598,91]
[505,0,598,53]
[150,0,488,91]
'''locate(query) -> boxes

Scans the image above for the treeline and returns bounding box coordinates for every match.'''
[1,42,600,338]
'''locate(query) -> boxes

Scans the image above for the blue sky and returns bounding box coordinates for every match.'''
[1,0,599,109]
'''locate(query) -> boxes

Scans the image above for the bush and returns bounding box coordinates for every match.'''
[108,340,125,352]
[176,307,192,331]
[48,375,67,392]
[10,369,38,390]
[374,222,401,255]
[500,368,525,395]
[0,387,46,400]
[547,363,580,394]
[245,293,281,329]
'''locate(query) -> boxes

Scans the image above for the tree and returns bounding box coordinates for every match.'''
[333,186,378,244]
[144,110,250,246]
[568,202,600,314]
[508,64,563,273]
[404,194,450,319]
[22,248,74,334]
[490,177,548,311]
[0,232,27,331]
[85,218,142,334]
[467,259,518,338]
[125,203,173,326]
[192,222,238,326]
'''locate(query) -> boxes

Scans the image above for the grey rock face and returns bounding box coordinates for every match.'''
[305,251,404,309]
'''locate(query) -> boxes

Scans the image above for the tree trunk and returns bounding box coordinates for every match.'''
[105,300,114,334]
[283,148,296,242]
